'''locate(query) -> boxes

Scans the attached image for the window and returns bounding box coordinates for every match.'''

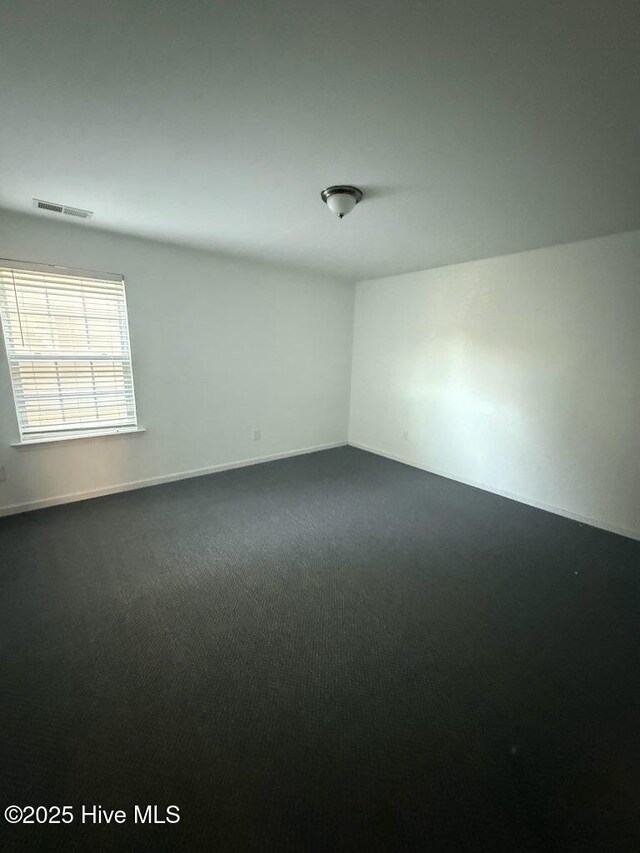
[0,260,139,444]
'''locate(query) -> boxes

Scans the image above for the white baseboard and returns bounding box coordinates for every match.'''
[0,441,347,518]
[349,440,640,542]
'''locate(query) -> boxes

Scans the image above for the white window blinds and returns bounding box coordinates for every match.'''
[0,260,138,443]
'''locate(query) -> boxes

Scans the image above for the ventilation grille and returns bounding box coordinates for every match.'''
[33,199,93,219]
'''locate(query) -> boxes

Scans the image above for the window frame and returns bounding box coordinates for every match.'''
[0,258,142,446]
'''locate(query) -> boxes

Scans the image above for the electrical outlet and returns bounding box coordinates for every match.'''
[0,465,6,482]
[402,431,409,441]
[252,429,261,441]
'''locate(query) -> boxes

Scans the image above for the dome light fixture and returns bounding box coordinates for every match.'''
[321,185,363,219]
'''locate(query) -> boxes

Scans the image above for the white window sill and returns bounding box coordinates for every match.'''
[11,426,146,448]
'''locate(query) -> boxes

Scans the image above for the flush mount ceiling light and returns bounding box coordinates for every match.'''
[320,185,363,219]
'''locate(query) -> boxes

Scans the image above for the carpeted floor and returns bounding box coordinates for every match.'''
[1,446,639,852]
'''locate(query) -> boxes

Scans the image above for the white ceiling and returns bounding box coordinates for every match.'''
[1,0,639,281]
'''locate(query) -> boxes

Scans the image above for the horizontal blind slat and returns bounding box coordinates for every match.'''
[0,262,138,440]
[0,270,123,287]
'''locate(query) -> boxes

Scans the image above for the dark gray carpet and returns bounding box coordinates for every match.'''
[1,446,639,852]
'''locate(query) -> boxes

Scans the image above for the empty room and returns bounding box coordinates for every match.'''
[1,1,639,850]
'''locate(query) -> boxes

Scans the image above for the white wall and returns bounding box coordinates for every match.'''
[0,211,354,514]
[349,230,640,539]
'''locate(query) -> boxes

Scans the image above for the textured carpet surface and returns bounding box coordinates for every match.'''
[1,446,639,852]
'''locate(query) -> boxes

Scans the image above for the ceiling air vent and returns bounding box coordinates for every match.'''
[33,199,93,219]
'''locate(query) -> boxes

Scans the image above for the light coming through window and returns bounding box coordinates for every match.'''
[0,260,138,443]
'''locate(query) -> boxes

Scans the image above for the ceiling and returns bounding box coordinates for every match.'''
[1,0,639,281]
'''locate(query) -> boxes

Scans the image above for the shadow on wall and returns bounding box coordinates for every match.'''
[402,329,586,500]
[2,436,136,512]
